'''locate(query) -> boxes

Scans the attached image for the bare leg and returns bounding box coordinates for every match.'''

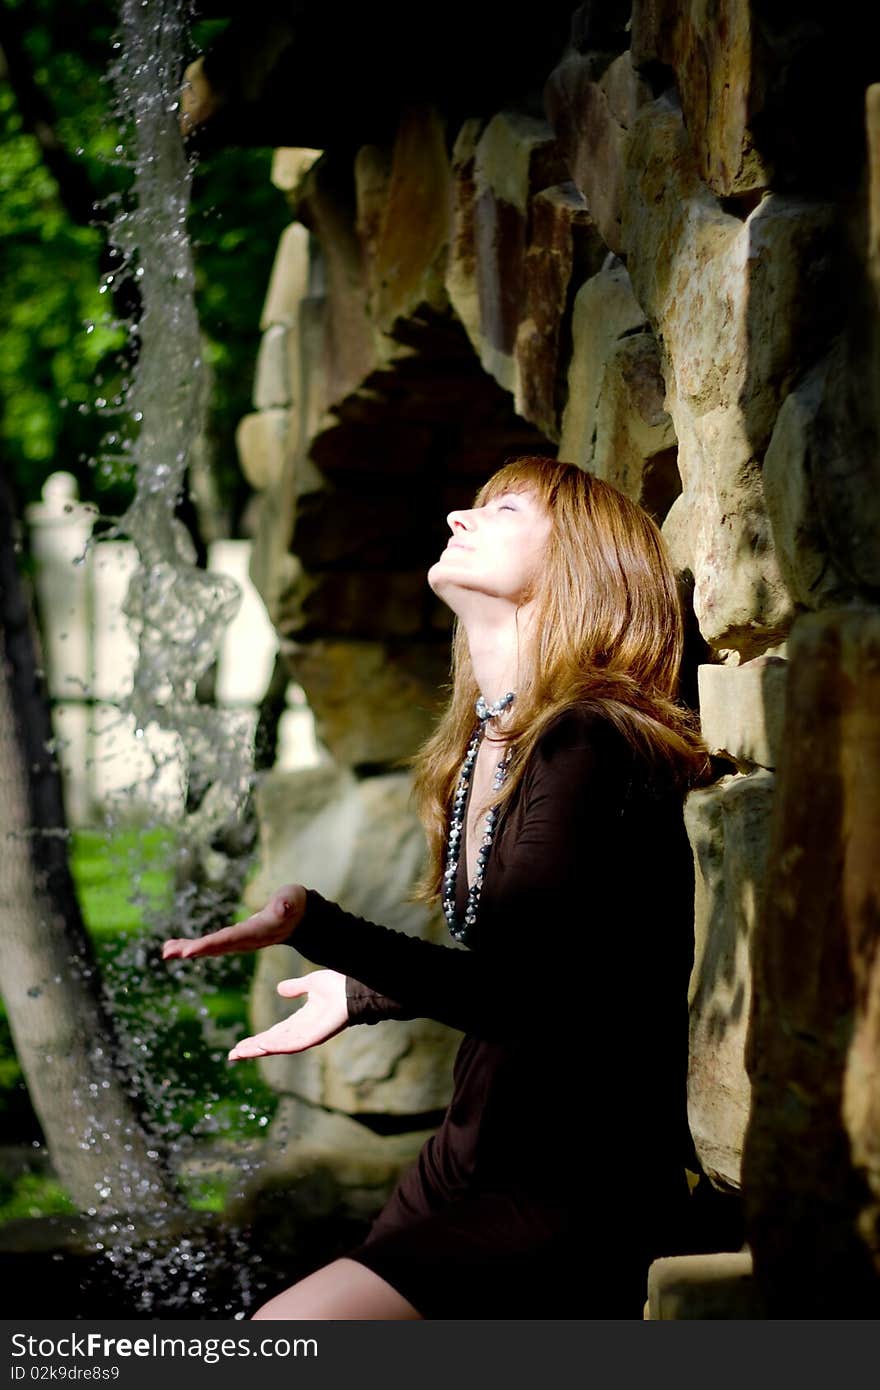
[251,1257,423,1320]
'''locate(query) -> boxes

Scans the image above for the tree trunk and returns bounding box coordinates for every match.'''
[0,472,179,1217]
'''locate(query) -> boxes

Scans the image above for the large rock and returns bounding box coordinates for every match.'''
[631,0,770,197]
[260,220,310,330]
[647,1251,763,1319]
[245,765,460,1117]
[545,50,652,253]
[624,97,840,655]
[253,323,292,410]
[365,106,451,332]
[685,769,775,1190]
[558,259,648,468]
[742,608,880,1314]
[762,357,858,610]
[660,415,793,660]
[284,637,449,769]
[239,1093,436,1225]
[591,330,677,511]
[270,147,322,202]
[869,84,880,305]
[446,118,486,356]
[697,655,787,771]
[277,569,430,642]
[470,112,566,393]
[514,183,605,440]
[295,155,401,413]
[236,410,289,493]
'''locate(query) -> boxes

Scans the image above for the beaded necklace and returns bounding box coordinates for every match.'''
[442,691,516,943]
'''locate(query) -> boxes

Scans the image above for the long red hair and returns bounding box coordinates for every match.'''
[403,456,711,906]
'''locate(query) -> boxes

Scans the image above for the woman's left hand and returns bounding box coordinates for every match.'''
[227,968,349,1061]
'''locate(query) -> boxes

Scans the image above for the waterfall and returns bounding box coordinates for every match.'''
[107,0,252,851]
[65,0,269,1314]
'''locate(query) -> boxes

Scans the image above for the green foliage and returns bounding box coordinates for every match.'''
[1,0,289,530]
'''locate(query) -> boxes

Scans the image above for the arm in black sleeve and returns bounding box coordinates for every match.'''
[290,709,631,1043]
[345,977,416,1025]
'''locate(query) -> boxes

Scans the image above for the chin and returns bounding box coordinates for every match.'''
[427,562,463,606]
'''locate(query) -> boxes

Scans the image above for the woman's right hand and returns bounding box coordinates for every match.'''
[226,969,349,1061]
[161,883,307,962]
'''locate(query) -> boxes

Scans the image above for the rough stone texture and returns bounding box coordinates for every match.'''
[591,331,677,509]
[869,85,880,303]
[623,97,841,656]
[471,112,566,393]
[630,0,770,197]
[283,639,448,769]
[514,182,605,440]
[697,656,787,771]
[270,147,323,198]
[294,156,400,415]
[277,569,430,642]
[253,322,292,410]
[742,608,880,1314]
[802,333,880,598]
[445,118,486,355]
[235,410,289,493]
[624,104,839,452]
[558,259,649,467]
[221,29,880,1314]
[245,766,460,1117]
[245,1094,437,1221]
[685,770,775,1191]
[260,220,310,331]
[366,105,451,332]
[762,359,857,611]
[354,143,392,288]
[545,50,652,253]
[646,1251,762,1319]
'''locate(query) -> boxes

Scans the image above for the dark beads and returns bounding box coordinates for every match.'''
[442,691,515,944]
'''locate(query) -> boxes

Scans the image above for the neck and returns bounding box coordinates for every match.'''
[459,601,533,727]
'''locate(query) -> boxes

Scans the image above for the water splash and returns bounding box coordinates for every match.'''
[107,0,251,849]
[67,0,271,1315]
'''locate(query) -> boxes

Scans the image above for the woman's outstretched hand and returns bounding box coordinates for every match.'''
[226,969,349,1062]
[161,884,308,962]
[162,885,349,1062]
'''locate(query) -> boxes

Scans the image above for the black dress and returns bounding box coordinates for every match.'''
[287,703,698,1318]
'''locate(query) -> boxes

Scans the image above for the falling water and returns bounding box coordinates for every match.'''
[107,2,250,844]
[65,0,272,1314]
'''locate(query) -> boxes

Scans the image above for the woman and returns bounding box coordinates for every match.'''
[163,455,712,1319]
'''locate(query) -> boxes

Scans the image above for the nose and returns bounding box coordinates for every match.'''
[446,508,474,534]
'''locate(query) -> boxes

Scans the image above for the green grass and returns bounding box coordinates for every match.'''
[0,826,278,1222]
[0,1170,78,1223]
[69,825,174,937]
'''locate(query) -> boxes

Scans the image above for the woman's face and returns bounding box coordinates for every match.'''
[427,487,553,611]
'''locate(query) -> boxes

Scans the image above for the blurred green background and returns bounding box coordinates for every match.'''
[1,0,288,519]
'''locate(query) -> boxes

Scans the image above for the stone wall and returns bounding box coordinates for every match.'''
[193,2,880,1312]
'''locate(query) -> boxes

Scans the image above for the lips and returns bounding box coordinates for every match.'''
[446,539,472,551]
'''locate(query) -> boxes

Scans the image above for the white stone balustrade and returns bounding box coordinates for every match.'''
[25,472,318,826]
